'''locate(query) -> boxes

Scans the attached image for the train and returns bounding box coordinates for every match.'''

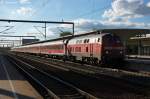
[11,31,125,65]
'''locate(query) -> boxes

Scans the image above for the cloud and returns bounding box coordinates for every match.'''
[18,0,31,4]
[19,0,150,36]
[103,0,150,20]
[56,19,104,34]
[73,19,106,33]
[74,18,150,33]
[12,7,33,15]
[74,19,102,29]
[24,18,150,40]
[147,2,150,7]
[101,0,150,29]
[60,19,111,34]
[59,19,113,34]
[16,0,150,38]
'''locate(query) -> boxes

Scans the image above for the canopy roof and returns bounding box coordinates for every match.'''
[101,29,150,40]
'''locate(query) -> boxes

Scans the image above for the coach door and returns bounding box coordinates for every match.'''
[90,44,93,57]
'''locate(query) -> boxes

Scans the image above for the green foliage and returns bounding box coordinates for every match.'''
[60,31,72,37]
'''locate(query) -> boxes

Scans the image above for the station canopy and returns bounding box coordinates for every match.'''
[101,29,150,41]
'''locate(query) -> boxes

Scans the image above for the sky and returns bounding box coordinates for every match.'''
[0,0,150,41]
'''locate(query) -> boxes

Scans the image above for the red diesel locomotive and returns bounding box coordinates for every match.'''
[11,31,124,65]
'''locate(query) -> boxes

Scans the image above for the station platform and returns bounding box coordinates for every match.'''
[0,54,42,99]
[126,55,150,72]
[126,55,150,64]
[127,55,150,60]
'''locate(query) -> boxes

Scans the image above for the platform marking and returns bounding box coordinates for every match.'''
[1,58,19,99]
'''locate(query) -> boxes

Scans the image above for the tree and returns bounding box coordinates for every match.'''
[60,31,72,37]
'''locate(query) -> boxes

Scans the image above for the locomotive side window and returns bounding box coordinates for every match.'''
[76,40,78,44]
[76,40,83,44]
[84,39,90,43]
[79,40,82,43]
[98,38,100,42]
[87,39,89,43]
[84,39,86,43]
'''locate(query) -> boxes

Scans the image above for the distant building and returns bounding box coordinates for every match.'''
[127,37,150,55]
[22,39,39,45]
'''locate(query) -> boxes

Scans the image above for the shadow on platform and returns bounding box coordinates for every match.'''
[0,88,34,99]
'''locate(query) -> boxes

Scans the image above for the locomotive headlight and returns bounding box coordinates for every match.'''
[105,50,109,54]
[120,51,123,54]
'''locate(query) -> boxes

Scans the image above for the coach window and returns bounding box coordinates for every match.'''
[61,45,64,49]
[58,45,61,49]
[46,46,48,49]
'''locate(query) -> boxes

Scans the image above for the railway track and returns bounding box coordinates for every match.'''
[8,54,98,99]
[5,52,150,99]
[11,52,150,86]
[16,52,150,76]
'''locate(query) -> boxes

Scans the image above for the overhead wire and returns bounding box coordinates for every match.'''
[70,1,110,33]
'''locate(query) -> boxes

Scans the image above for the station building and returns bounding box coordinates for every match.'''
[127,37,150,56]
[101,29,150,56]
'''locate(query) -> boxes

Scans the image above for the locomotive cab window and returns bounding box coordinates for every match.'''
[114,36,121,43]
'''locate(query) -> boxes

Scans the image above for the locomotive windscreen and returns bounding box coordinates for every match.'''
[103,34,122,46]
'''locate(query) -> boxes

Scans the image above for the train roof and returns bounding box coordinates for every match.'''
[13,28,150,47]
[20,31,105,46]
